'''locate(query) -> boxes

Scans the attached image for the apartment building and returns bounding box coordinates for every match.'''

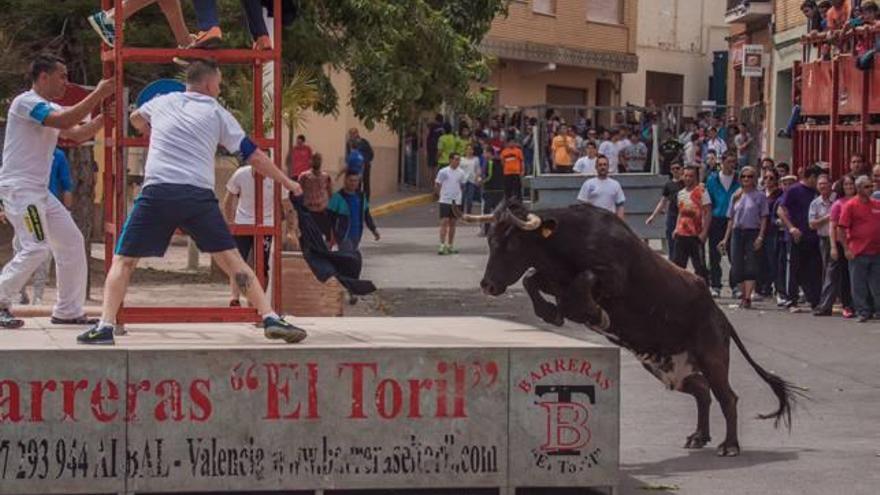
[725,0,774,157]
[481,0,639,126]
[621,0,728,113]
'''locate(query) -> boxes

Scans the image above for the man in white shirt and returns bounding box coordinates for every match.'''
[573,141,599,175]
[615,128,632,171]
[434,152,467,255]
[577,155,626,219]
[0,54,114,328]
[77,60,306,345]
[598,132,621,174]
[223,165,276,307]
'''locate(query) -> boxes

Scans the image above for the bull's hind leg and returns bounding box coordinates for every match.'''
[522,269,564,326]
[701,349,741,457]
[681,374,712,449]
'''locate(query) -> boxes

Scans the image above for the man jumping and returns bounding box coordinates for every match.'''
[77,59,306,345]
[0,54,114,329]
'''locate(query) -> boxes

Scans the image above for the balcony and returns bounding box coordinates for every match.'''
[725,0,772,24]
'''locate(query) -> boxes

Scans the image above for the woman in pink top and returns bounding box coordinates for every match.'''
[815,175,856,317]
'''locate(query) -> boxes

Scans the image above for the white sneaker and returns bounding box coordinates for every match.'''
[710,288,721,298]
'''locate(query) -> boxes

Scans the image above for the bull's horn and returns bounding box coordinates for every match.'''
[461,214,496,224]
[507,212,542,231]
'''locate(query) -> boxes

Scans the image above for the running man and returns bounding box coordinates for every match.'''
[0,54,113,329]
[76,60,305,345]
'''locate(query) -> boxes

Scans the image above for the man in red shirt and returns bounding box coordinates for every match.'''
[838,175,880,322]
[289,134,313,178]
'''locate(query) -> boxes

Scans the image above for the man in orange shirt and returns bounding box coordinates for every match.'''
[500,137,524,200]
[551,124,575,173]
[825,0,851,31]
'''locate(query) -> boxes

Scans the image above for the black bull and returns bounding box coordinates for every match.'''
[464,201,806,457]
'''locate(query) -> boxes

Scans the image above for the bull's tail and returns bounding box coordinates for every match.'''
[728,324,809,430]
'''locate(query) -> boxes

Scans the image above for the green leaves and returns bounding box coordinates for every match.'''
[0,0,506,129]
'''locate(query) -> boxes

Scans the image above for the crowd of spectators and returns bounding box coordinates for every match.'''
[649,151,880,323]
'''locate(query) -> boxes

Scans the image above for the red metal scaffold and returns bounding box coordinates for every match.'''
[794,26,880,177]
[100,0,285,324]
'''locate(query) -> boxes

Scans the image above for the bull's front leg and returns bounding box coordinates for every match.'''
[522,269,565,326]
[560,270,611,331]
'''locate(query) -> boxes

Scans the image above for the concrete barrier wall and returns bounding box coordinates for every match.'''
[527,174,668,240]
[0,346,618,494]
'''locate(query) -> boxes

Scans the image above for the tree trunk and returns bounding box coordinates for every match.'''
[68,146,97,300]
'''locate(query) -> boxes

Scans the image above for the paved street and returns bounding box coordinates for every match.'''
[350,203,880,495]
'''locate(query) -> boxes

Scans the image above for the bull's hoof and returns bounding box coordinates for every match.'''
[684,432,711,449]
[588,309,611,332]
[598,309,611,331]
[716,441,741,457]
[536,303,564,326]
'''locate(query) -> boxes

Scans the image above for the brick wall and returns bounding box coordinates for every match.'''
[776,0,808,33]
[489,0,638,55]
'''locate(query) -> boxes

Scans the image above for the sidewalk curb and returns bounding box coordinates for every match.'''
[371,193,434,218]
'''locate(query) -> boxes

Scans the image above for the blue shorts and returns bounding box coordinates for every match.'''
[115,184,236,257]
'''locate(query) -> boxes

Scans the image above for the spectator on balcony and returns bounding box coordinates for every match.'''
[838,175,880,322]
[825,0,852,31]
[814,175,856,318]
[88,0,197,49]
[856,1,880,69]
[802,0,827,31]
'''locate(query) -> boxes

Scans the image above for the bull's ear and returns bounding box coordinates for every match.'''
[540,218,558,239]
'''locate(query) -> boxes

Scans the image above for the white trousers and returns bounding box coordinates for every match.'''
[0,190,86,318]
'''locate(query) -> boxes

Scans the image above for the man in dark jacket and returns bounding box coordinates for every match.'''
[328,172,380,252]
[347,128,375,199]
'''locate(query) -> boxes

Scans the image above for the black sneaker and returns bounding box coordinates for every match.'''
[263,316,307,343]
[51,315,99,325]
[76,324,115,345]
[857,314,870,323]
[0,308,24,329]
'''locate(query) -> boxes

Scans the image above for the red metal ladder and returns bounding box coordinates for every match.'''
[100,0,285,324]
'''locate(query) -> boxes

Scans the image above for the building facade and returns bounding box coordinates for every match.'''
[725,0,774,159]
[769,0,809,163]
[482,0,639,124]
[621,0,728,112]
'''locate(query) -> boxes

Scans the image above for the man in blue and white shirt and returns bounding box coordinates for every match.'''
[0,54,113,328]
[77,60,306,345]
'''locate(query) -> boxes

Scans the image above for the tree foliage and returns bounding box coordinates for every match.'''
[0,0,507,128]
